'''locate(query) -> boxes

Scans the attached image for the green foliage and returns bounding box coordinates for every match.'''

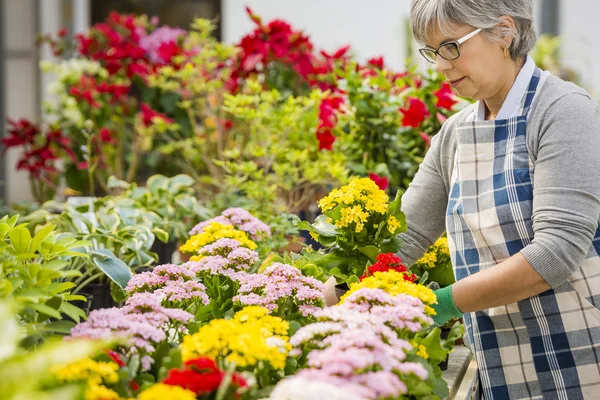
[107,174,212,242]
[0,215,90,341]
[0,300,108,400]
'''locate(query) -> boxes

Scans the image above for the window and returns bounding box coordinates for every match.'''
[91,0,221,39]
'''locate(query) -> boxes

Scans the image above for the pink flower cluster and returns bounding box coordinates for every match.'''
[70,293,193,370]
[283,287,432,399]
[125,263,196,293]
[233,263,325,317]
[198,239,260,267]
[189,207,271,241]
[154,280,210,306]
[184,242,259,280]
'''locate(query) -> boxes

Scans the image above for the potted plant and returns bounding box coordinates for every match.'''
[107,174,211,264]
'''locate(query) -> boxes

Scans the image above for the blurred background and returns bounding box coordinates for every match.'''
[1,0,598,204]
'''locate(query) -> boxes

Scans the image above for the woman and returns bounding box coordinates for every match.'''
[396,0,600,398]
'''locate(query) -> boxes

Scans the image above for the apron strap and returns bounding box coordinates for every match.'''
[519,67,543,116]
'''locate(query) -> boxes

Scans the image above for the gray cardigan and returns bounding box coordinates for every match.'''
[397,75,600,288]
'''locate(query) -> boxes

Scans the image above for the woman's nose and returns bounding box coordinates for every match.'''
[434,55,453,74]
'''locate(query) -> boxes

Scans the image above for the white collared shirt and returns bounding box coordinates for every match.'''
[469,55,551,121]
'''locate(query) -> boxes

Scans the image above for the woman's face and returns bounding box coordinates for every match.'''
[425,25,508,100]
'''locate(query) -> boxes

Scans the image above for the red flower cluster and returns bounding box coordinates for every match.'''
[316,95,344,150]
[399,98,430,128]
[140,103,174,126]
[2,119,74,182]
[163,357,247,396]
[434,82,457,110]
[368,173,389,191]
[361,253,418,282]
[233,7,316,89]
[76,12,155,80]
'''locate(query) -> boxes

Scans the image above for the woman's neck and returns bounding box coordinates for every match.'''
[483,57,526,120]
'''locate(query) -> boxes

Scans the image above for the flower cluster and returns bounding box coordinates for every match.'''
[416,236,450,269]
[52,357,120,400]
[189,207,271,241]
[318,177,393,233]
[180,222,258,257]
[139,383,197,400]
[125,263,196,294]
[361,253,417,282]
[70,293,193,371]
[233,262,326,318]
[285,289,430,399]
[162,357,248,397]
[341,271,437,316]
[181,306,291,371]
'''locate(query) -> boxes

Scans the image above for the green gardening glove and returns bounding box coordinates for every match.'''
[432,285,463,326]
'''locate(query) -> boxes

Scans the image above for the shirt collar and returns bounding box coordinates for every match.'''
[475,55,536,121]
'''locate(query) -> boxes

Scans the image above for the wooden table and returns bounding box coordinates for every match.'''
[441,345,478,399]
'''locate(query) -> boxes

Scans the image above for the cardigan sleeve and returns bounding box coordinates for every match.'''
[520,93,600,287]
[396,128,450,265]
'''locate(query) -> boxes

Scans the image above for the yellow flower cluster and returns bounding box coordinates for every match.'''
[411,341,429,360]
[181,306,291,370]
[52,358,120,400]
[318,178,389,233]
[387,216,400,234]
[341,271,437,315]
[418,251,438,269]
[139,383,196,400]
[180,222,257,254]
[434,237,450,255]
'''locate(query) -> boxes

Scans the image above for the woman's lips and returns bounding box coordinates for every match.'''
[449,77,465,88]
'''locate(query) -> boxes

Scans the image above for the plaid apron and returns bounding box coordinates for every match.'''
[446,68,600,399]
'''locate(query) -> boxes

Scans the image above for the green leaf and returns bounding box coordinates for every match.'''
[107,176,132,191]
[151,228,169,244]
[288,320,302,336]
[427,264,456,287]
[147,175,168,196]
[110,281,127,303]
[388,190,408,233]
[29,303,62,319]
[29,224,55,253]
[419,327,447,364]
[64,294,87,302]
[42,320,77,335]
[310,215,339,237]
[90,249,133,290]
[43,258,69,271]
[358,245,380,262]
[10,226,31,254]
[380,236,404,253]
[48,282,76,295]
[167,174,195,192]
[60,302,86,323]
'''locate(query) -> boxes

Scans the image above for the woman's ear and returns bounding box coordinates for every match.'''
[497,16,516,48]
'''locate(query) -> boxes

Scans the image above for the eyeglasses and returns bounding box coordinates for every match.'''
[419,28,482,64]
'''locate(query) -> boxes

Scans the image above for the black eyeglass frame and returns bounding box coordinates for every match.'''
[418,28,483,64]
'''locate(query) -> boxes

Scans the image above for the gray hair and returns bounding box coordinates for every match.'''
[410,0,537,60]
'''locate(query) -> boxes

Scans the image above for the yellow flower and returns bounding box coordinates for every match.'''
[337,205,370,233]
[53,358,121,400]
[180,222,257,254]
[139,384,196,400]
[341,271,437,315]
[411,341,429,360]
[434,237,450,255]
[417,251,437,269]
[387,216,400,234]
[181,306,290,370]
[318,178,389,216]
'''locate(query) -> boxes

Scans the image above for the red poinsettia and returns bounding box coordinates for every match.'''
[163,357,247,396]
[368,173,389,191]
[361,253,418,282]
[434,82,457,110]
[316,95,344,150]
[399,98,430,128]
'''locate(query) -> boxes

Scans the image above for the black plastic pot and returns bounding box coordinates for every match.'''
[335,282,350,299]
[439,327,451,371]
[151,240,178,264]
[84,283,118,311]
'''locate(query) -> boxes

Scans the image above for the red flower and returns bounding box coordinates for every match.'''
[130,381,140,391]
[108,350,126,367]
[367,56,385,69]
[156,41,182,64]
[315,95,344,151]
[139,103,174,126]
[361,253,417,282]
[185,357,219,372]
[164,369,223,395]
[317,130,336,151]
[399,98,430,128]
[99,128,116,144]
[2,118,40,148]
[58,28,67,38]
[368,173,389,191]
[434,82,457,109]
